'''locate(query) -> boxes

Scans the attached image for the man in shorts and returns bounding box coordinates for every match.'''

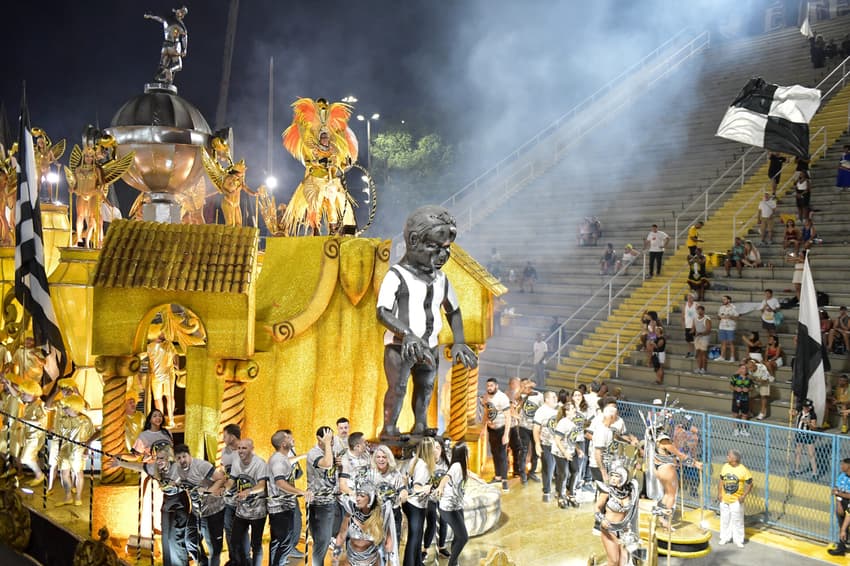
[747,358,774,420]
[693,305,712,375]
[682,294,699,359]
[759,289,781,337]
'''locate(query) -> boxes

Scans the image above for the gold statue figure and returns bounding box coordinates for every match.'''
[257,186,287,236]
[178,178,211,225]
[64,143,134,247]
[144,6,189,85]
[32,128,65,202]
[200,153,262,227]
[0,142,18,245]
[281,98,359,235]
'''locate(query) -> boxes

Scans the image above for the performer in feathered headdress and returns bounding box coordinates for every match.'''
[281,98,359,236]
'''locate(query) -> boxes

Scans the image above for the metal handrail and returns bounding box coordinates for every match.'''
[731,126,829,240]
[514,255,647,378]
[674,55,850,249]
[571,264,690,387]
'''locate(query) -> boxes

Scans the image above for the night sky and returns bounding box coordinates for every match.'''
[1,0,765,232]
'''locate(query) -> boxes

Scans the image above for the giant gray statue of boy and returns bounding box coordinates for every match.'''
[377,205,478,437]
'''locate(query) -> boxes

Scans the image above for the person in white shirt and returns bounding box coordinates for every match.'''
[718,296,739,363]
[644,224,670,278]
[759,289,781,337]
[532,334,548,382]
[436,442,469,566]
[758,192,777,245]
[533,391,559,502]
[682,294,699,359]
[480,378,511,491]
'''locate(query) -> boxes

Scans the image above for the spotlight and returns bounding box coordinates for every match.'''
[264,175,278,190]
[46,171,59,184]
[357,115,365,121]
[361,175,369,183]
[371,113,380,120]
[342,96,358,104]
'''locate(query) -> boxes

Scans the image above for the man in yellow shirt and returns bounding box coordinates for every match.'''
[687,221,704,256]
[717,449,753,547]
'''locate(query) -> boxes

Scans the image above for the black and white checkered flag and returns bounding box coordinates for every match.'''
[14,92,66,381]
[716,77,821,158]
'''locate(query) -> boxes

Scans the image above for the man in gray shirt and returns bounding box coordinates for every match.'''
[226,439,268,566]
[306,426,337,566]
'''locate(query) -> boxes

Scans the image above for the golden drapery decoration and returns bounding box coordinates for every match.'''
[95,354,141,484]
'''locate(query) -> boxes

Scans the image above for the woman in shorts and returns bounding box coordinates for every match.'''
[792,399,819,478]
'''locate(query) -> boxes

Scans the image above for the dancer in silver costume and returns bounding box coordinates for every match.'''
[595,460,642,566]
[336,479,398,566]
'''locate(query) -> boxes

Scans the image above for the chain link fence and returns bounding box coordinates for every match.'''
[618,400,849,543]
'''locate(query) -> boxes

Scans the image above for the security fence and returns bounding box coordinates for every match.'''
[618,400,850,543]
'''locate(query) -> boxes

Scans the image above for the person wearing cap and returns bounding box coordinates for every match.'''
[18,379,47,486]
[616,244,639,274]
[12,337,45,383]
[56,394,95,506]
[45,377,85,493]
[829,306,850,355]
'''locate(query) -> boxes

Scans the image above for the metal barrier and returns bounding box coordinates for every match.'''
[617,399,850,543]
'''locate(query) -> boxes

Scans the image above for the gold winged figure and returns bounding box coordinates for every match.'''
[281,97,359,236]
[64,144,135,247]
[32,128,65,201]
[0,143,18,245]
[200,151,262,227]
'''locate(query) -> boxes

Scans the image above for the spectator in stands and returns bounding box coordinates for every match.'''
[759,289,781,337]
[820,308,834,345]
[724,238,745,278]
[578,218,593,247]
[686,221,704,256]
[532,333,548,383]
[616,244,639,274]
[693,305,711,375]
[520,261,538,293]
[764,335,784,377]
[730,363,753,435]
[742,240,762,268]
[826,39,839,62]
[742,331,763,362]
[827,458,850,556]
[487,248,502,279]
[639,310,657,352]
[644,316,662,371]
[767,153,785,194]
[795,170,812,221]
[651,327,667,385]
[792,399,819,477]
[591,217,602,245]
[599,243,617,275]
[547,316,560,352]
[829,306,850,355]
[801,217,818,251]
[788,249,807,300]
[758,192,778,245]
[748,357,774,421]
[811,35,826,68]
[644,224,669,278]
[718,295,739,363]
[687,248,710,301]
[718,449,753,548]
[783,219,801,254]
[836,145,850,192]
[682,295,698,359]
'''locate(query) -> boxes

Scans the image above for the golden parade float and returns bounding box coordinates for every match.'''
[0,7,508,561]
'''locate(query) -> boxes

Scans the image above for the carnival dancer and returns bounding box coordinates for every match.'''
[364,445,408,545]
[423,439,450,559]
[595,459,642,566]
[436,442,470,566]
[18,379,47,486]
[0,373,22,473]
[307,426,339,566]
[132,408,174,539]
[45,378,86,494]
[403,437,437,566]
[553,401,583,508]
[644,411,702,529]
[268,429,313,566]
[226,439,268,566]
[335,478,399,566]
[118,445,192,566]
[173,444,227,566]
[55,395,94,506]
[281,98,359,235]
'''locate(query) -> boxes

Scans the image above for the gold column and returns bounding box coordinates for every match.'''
[215,359,259,461]
[446,345,480,442]
[95,354,141,484]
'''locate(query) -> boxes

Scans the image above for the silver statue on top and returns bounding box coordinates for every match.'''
[144,6,189,86]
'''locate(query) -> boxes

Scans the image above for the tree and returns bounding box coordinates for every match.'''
[369,130,453,184]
